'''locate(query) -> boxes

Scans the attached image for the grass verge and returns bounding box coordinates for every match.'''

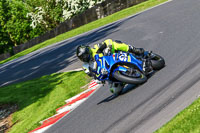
[0,0,168,65]
[155,98,200,133]
[0,71,91,133]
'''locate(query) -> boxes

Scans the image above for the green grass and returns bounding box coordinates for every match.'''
[0,0,168,64]
[0,71,91,133]
[155,98,200,133]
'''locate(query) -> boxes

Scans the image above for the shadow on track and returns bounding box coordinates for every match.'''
[97,70,158,105]
[97,84,138,105]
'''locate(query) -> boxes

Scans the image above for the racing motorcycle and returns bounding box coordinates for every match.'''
[94,51,165,95]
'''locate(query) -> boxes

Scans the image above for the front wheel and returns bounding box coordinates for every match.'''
[113,69,147,84]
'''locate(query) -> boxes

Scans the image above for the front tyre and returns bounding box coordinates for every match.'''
[150,53,165,70]
[113,69,147,84]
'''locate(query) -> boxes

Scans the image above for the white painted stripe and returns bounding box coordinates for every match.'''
[57,99,86,114]
[89,84,98,89]
[89,83,98,87]
[89,84,100,90]
[39,112,60,124]
[65,88,92,103]
[89,81,97,85]
[89,82,96,86]
[32,125,53,133]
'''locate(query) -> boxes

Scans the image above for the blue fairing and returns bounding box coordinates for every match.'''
[95,52,143,81]
[112,66,128,74]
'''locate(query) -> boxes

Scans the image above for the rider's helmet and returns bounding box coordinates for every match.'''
[76,45,91,62]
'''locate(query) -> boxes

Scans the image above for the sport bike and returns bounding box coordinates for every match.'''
[94,51,165,95]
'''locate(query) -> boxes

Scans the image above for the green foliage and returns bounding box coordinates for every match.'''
[0,0,44,55]
[0,0,13,54]
[6,1,35,44]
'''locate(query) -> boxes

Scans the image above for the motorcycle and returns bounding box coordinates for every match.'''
[94,51,165,95]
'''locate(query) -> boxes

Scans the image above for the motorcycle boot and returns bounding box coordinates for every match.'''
[109,82,124,95]
[128,45,145,55]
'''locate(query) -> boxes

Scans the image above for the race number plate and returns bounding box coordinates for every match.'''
[119,53,128,62]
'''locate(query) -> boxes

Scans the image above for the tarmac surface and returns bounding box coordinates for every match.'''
[1,0,200,132]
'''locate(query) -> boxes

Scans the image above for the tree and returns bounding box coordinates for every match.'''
[0,0,13,54]
[0,0,43,54]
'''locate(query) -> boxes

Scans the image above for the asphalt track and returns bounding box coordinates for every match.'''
[1,0,200,132]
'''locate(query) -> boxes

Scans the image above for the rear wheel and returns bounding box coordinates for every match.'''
[113,68,147,84]
[150,53,165,70]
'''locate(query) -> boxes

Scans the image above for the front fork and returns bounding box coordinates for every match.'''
[142,51,154,75]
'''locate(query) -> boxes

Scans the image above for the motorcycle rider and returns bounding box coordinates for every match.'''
[76,39,151,80]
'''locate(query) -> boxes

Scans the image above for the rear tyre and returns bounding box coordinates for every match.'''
[113,69,147,84]
[150,53,165,70]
